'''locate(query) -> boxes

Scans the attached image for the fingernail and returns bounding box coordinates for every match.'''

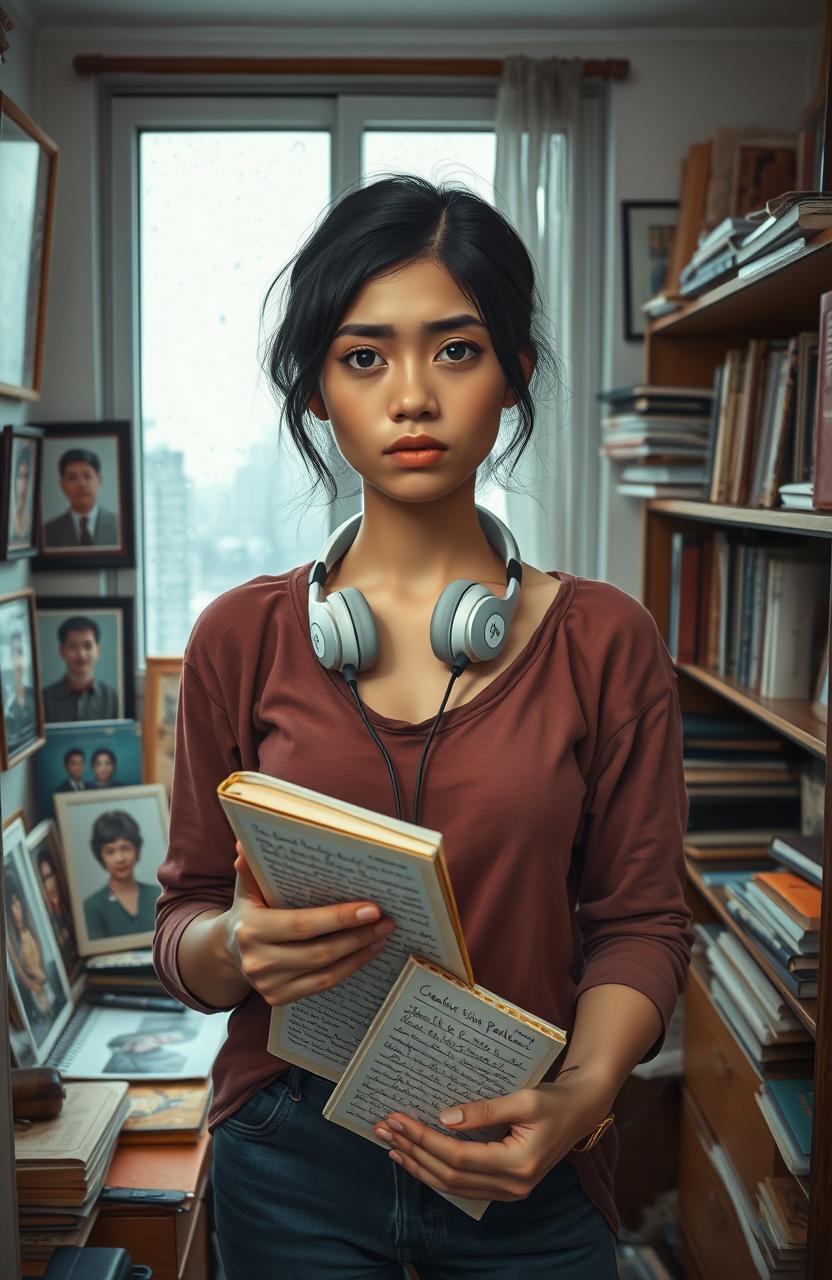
[389,1151,403,1164]
[387,1118,404,1132]
[356,906,380,922]
[439,1108,463,1126]
[375,1126,393,1142]
[374,920,395,936]
[369,939,387,953]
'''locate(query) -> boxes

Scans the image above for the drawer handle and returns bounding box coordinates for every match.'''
[707,1188,729,1229]
[709,1045,733,1081]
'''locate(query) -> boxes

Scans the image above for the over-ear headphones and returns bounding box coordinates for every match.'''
[308,504,523,674]
[307,505,523,827]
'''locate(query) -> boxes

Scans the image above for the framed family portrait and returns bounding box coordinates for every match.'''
[621,200,678,342]
[0,587,45,770]
[143,657,182,797]
[1,423,44,559]
[35,720,142,821]
[33,419,135,570]
[54,783,169,956]
[3,812,73,1064]
[35,595,135,725]
[0,94,58,401]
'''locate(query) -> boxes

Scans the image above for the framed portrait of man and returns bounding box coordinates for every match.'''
[53,783,169,956]
[35,596,135,726]
[142,657,182,798]
[3,812,73,1064]
[33,420,135,570]
[1,423,44,559]
[0,588,46,770]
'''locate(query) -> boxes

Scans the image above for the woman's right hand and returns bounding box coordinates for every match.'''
[223,841,397,1007]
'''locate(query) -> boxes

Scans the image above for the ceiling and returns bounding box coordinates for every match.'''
[20,0,829,29]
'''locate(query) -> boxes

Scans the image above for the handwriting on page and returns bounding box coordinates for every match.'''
[334,973,541,1139]
[239,815,455,1071]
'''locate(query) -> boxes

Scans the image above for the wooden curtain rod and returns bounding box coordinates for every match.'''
[73,54,629,79]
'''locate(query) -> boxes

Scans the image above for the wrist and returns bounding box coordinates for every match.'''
[546,1060,619,1118]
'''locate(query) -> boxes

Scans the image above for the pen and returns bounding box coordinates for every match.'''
[85,993,185,1013]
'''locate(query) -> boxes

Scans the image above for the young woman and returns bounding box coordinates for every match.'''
[154,176,694,1278]
[84,810,158,941]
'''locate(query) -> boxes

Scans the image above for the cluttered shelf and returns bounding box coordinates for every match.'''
[685,855,818,1036]
[646,498,832,538]
[674,661,826,757]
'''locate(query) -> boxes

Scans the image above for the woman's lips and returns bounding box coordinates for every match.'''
[389,448,445,467]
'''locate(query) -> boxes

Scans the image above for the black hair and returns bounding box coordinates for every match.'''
[36,849,56,876]
[92,748,116,768]
[58,448,101,476]
[58,615,100,645]
[63,747,85,766]
[262,174,564,505]
[90,810,143,865]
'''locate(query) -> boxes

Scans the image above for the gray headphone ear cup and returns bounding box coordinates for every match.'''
[334,586,379,672]
[430,579,478,666]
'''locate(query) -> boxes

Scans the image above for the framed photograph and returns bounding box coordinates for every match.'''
[730,138,798,219]
[33,419,135,569]
[35,596,135,725]
[1,423,44,559]
[3,812,73,1063]
[35,720,142,822]
[26,818,82,983]
[0,94,58,401]
[54,783,169,956]
[143,657,182,797]
[621,201,678,342]
[0,587,45,770]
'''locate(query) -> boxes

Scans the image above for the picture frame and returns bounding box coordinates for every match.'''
[3,811,73,1064]
[0,587,46,770]
[142,657,182,798]
[621,201,678,342]
[53,783,169,956]
[26,817,82,985]
[35,595,135,726]
[32,419,135,570]
[35,720,143,822]
[0,423,44,559]
[729,138,798,219]
[0,93,58,401]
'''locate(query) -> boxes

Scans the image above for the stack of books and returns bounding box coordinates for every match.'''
[734,195,832,280]
[724,869,820,1000]
[756,1078,813,1177]
[83,948,166,997]
[755,1175,808,1276]
[682,712,802,834]
[666,533,828,706]
[597,384,713,496]
[16,1080,130,1268]
[678,215,758,297]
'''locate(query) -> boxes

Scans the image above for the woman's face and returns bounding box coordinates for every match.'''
[100,837,138,880]
[93,754,115,784]
[11,894,23,929]
[15,459,30,507]
[313,257,530,503]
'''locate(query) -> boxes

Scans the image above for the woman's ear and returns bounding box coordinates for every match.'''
[503,352,535,408]
[308,389,328,421]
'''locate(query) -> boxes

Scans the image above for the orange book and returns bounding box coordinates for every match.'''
[103,1127,211,1194]
[752,871,822,930]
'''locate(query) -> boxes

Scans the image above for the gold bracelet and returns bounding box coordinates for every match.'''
[571,1113,615,1152]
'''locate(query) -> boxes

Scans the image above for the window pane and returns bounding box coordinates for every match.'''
[362,130,507,526]
[139,130,331,656]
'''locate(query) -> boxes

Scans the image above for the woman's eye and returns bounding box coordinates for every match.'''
[437,341,481,363]
[340,341,481,372]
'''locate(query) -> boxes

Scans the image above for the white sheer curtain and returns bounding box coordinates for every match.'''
[494,56,588,574]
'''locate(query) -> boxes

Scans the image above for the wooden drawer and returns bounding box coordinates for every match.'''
[684,962,785,1202]
[678,1088,759,1280]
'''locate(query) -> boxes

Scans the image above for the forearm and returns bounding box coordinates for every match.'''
[176,908,252,1009]
[557,983,663,1111]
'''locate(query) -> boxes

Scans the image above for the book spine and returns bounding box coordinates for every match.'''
[812,290,832,508]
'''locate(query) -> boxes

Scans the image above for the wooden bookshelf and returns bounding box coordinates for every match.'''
[642,243,831,1277]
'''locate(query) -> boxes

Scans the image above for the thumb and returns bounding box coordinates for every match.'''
[232,843,267,907]
[438,1090,536,1132]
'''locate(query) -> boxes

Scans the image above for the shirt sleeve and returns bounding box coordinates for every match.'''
[152,654,243,1014]
[572,677,694,1063]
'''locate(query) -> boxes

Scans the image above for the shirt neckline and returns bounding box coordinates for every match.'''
[288,560,576,736]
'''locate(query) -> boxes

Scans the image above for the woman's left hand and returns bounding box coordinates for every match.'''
[371,1070,615,1203]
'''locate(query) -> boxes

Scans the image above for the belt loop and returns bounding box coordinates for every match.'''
[287,1066,303,1102]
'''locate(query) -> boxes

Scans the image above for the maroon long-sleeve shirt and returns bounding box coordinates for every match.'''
[153,561,694,1237]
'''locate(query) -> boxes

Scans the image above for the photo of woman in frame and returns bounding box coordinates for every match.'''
[26,818,81,981]
[0,588,46,769]
[1,424,43,559]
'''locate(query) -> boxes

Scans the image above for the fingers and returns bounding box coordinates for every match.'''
[259,932,393,1004]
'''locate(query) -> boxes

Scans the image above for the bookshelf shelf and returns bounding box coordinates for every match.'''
[674,661,826,758]
[685,856,818,1036]
[647,499,832,540]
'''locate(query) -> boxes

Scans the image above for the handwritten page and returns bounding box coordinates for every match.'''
[322,957,566,1220]
[219,801,470,1080]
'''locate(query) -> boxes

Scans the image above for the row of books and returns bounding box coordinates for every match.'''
[597,384,714,497]
[667,533,829,706]
[704,331,818,510]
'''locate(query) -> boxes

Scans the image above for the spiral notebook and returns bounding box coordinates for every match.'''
[45,1002,228,1080]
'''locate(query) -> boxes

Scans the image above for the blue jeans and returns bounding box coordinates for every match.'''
[213,1066,618,1279]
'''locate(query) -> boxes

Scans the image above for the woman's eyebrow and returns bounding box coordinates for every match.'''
[333,313,487,339]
